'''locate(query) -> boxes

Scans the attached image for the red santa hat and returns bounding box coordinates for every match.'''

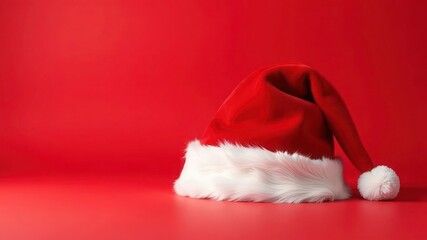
[174,64,400,203]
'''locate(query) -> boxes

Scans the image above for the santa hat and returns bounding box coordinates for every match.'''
[174,64,400,203]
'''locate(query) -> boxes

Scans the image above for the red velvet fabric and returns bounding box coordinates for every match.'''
[202,64,374,173]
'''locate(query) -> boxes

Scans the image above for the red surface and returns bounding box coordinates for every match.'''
[0,0,426,239]
[0,176,426,240]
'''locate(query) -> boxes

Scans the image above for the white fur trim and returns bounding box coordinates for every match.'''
[174,140,351,203]
[357,165,400,201]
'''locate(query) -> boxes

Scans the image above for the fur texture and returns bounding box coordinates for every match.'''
[174,140,351,203]
[357,165,400,200]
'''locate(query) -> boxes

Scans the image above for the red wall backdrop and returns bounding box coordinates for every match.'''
[1,0,426,185]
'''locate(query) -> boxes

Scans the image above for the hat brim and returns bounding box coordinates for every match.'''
[174,140,351,203]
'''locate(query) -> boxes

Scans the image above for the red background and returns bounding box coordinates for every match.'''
[0,0,426,239]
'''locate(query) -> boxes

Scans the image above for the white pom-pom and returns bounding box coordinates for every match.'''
[357,165,400,201]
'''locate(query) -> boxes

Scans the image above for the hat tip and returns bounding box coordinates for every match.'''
[357,165,400,201]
